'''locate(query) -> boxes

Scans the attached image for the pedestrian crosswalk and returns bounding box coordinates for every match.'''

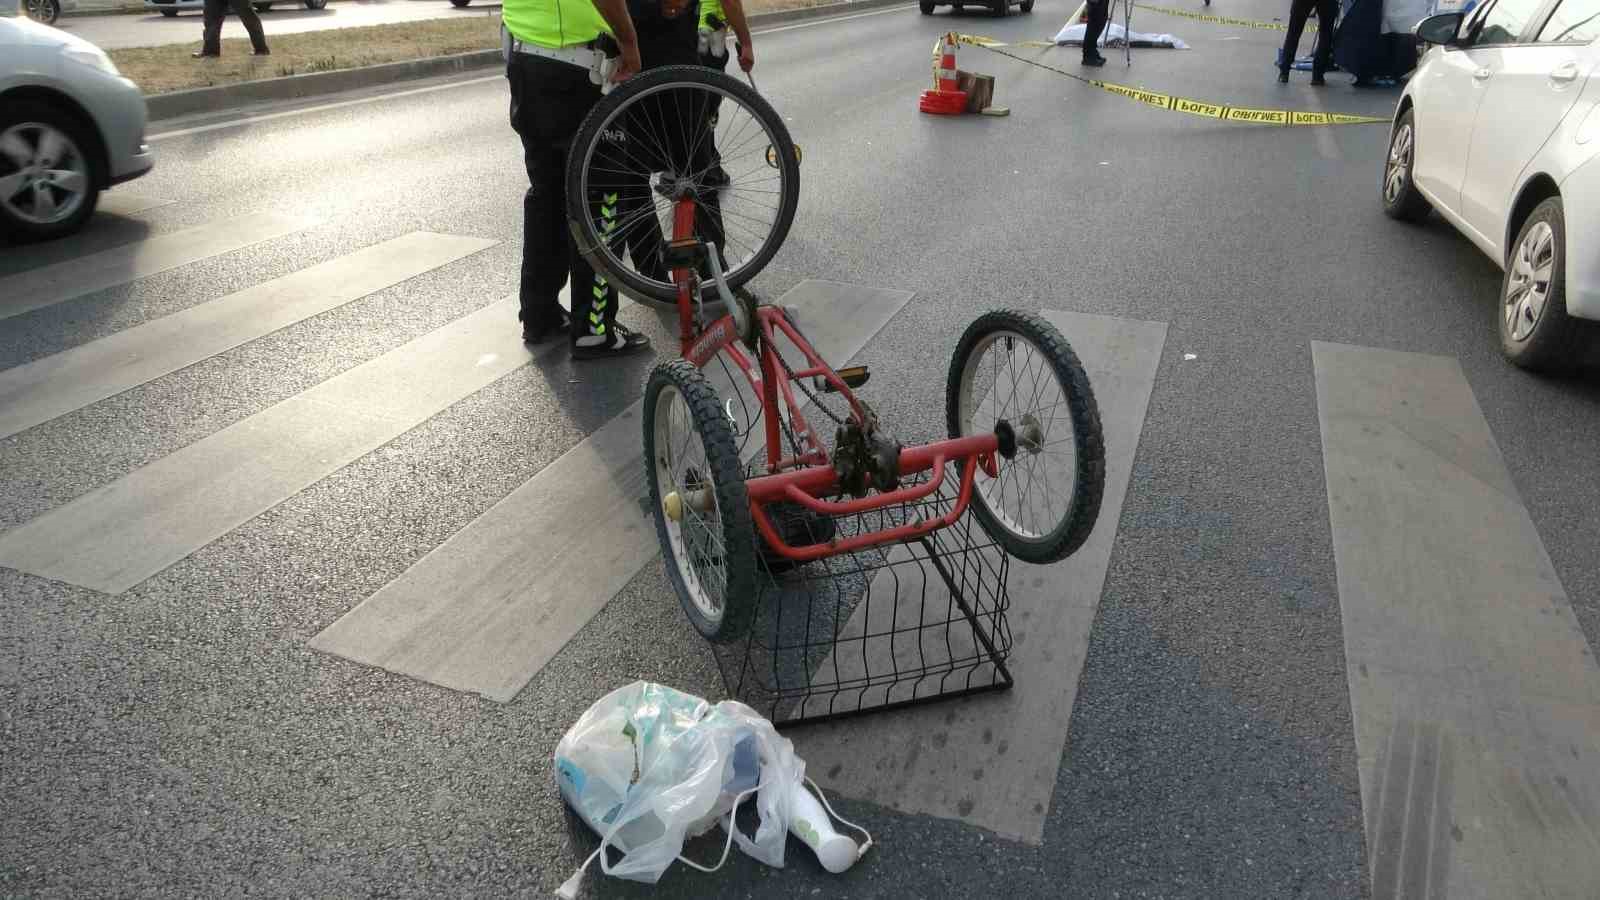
[3,199,1599,896]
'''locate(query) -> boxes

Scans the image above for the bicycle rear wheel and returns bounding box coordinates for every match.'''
[566,65,801,307]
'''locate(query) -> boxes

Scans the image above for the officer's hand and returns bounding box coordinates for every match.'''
[737,41,754,72]
[615,41,641,82]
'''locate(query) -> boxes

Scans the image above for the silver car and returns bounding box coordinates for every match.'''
[143,0,328,16]
[0,11,154,242]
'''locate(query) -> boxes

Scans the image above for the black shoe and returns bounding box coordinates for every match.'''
[1277,69,1290,83]
[703,163,730,189]
[521,308,571,344]
[192,50,220,58]
[1082,54,1107,67]
[571,322,652,360]
[1310,73,1327,86]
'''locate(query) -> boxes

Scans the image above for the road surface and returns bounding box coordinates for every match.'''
[4,1,1599,897]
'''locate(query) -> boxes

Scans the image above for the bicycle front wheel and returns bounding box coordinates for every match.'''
[566,65,801,307]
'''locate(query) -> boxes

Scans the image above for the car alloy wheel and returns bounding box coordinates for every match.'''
[25,0,61,24]
[1384,122,1413,205]
[0,122,91,228]
[1504,220,1555,343]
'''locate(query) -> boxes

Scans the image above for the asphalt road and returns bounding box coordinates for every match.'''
[54,0,501,50]
[5,1,1600,897]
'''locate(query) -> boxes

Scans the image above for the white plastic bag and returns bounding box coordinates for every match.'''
[552,682,809,894]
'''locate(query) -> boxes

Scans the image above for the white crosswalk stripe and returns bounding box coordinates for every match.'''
[796,310,1168,845]
[0,210,315,321]
[2,206,1598,891]
[1313,342,1600,899]
[94,192,174,218]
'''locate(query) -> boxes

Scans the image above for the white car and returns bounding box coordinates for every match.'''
[1383,0,1600,371]
[143,0,327,17]
[1,13,154,241]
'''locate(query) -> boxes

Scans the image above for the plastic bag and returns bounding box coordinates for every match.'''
[552,682,808,893]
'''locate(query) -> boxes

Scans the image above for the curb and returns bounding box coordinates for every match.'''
[146,48,502,121]
[144,0,912,121]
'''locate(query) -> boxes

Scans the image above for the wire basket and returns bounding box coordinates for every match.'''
[710,460,1015,727]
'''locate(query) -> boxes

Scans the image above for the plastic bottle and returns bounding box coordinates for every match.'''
[787,781,860,874]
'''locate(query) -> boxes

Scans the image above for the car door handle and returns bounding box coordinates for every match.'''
[1551,61,1580,84]
[1473,67,1492,81]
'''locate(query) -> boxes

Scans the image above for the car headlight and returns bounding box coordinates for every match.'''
[63,47,121,77]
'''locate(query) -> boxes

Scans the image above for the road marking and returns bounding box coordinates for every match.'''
[0,211,316,321]
[795,310,1169,843]
[146,5,914,141]
[148,76,505,141]
[0,232,497,441]
[0,294,564,595]
[95,192,174,217]
[1312,342,1600,899]
[309,280,912,703]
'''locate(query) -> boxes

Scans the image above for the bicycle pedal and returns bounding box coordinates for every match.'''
[816,366,870,393]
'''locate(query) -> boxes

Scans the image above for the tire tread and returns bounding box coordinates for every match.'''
[946,310,1106,564]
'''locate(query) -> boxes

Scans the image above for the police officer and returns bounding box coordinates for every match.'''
[504,0,651,358]
[698,0,754,77]
[697,0,753,188]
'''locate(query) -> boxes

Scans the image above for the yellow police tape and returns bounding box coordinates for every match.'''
[944,33,1386,127]
[1132,3,1317,33]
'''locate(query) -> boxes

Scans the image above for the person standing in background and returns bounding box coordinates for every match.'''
[1081,0,1109,66]
[1278,0,1338,84]
[193,0,269,58]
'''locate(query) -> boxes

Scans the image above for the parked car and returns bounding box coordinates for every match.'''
[918,0,1033,15]
[0,14,153,242]
[143,0,327,17]
[1383,0,1600,371]
[23,0,78,27]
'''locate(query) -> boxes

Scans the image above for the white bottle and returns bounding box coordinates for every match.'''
[787,781,860,874]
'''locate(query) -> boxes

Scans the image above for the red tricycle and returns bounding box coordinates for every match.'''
[565,64,1106,642]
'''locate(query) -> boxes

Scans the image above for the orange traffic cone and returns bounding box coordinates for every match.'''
[919,33,967,115]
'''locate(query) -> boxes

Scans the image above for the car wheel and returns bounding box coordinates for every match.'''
[920,0,935,12]
[1020,0,1034,10]
[991,0,1007,15]
[450,0,472,6]
[253,2,273,10]
[954,2,964,9]
[1381,108,1431,223]
[0,102,101,244]
[24,0,61,25]
[304,0,328,8]
[160,8,179,14]
[1498,198,1589,372]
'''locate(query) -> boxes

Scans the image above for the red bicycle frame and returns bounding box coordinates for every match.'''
[667,198,1001,561]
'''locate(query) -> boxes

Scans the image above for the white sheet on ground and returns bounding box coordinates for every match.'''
[1054,22,1191,48]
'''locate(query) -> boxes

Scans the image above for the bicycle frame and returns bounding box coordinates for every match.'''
[666,198,1003,561]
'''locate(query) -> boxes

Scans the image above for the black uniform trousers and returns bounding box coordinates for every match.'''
[1082,0,1110,60]
[507,52,620,340]
[1281,0,1338,77]
[201,0,268,54]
